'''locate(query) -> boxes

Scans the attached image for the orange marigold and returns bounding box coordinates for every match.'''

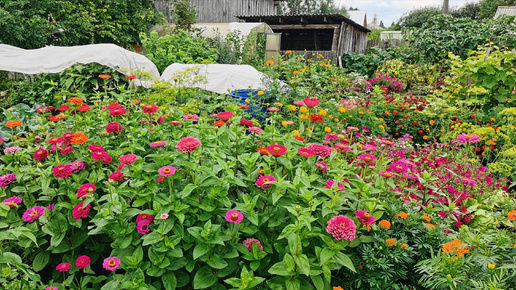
[265,60,274,66]
[422,215,431,222]
[99,74,111,79]
[70,132,89,145]
[442,239,470,258]
[333,287,344,290]
[385,238,397,247]
[378,220,391,230]
[6,120,22,128]
[394,212,408,219]
[400,243,408,249]
[425,223,436,229]
[69,97,84,105]
[508,209,516,220]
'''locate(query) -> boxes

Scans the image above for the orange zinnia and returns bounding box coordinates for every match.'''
[385,238,397,247]
[69,97,84,105]
[6,120,22,128]
[99,74,111,79]
[508,209,516,220]
[70,132,89,145]
[133,99,141,105]
[378,220,391,230]
[429,120,435,125]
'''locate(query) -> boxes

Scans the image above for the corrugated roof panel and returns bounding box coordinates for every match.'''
[494,6,516,18]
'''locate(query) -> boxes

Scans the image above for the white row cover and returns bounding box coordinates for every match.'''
[0,43,281,93]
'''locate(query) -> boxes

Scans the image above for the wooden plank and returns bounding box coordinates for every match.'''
[331,27,340,52]
[269,24,340,30]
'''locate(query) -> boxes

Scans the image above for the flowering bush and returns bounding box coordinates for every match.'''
[368,73,405,92]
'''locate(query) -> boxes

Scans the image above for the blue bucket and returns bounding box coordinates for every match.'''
[230,89,270,122]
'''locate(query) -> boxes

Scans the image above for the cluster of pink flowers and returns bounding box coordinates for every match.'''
[456,133,481,144]
[368,73,404,92]
[183,114,199,122]
[0,173,16,188]
[136,213,154,234]
[52,165,73,179]
[4,146,21,154]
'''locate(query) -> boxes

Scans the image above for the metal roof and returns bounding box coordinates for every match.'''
[347,11,367,27]
[494,6,516,18]
[236,13,370,33]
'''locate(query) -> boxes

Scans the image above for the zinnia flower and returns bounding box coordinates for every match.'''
[60,146,74,155]
[3,196,22,208]
[307,144,331,158]
[143,104,159,114]
[326,215,356,241]
[77,183,96,199]
[248,127,263,133]
[67,160,87,173]
[243,238,263,251]
[72,202,91,220]
[354,210,375,225]
[136,213,155,224]
[119,154,138,164]
[255,175,276,188]
[158,166,176,177]
[456,133,480,144]
[3,147,21,154]
[508,210,516,220]
[379,170,395,178]
[109,108,126,117]
[103,257,121,271]
[225,210,244,223]
[265,144,287,157]
[0,173,16,188]
[88,144,105,152]
[160,213,169,220]
[183,114,199,122]
[136,219,152,234]
[150,141,166,147]
[240,119,254,127]
[108,171,124,182]
[76,255,90,269]
[297,148,314,158]
[53,165,72,179]
[106,122,123,133]
[91,151,112,164]
[77,105,91,112]
[316,161,328,173]
[22,206,45,223]
[176,137,201,153]
[56,262,70,272]
[57,105,70,112]
[33,147,49,162]
[217,112,233,121]
[357,154,376,163]
[303,98,320,107]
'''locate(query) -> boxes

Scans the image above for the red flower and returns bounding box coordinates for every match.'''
[91,151,113,164]
[217,111,234,121]
[143,104,159,114]
[303,98,320,107]
[76,255,91,269]
[243,238,263,251]
[256,147,269,155]
[77,183,96,199]
[102,102,122,110]
[109,108,126,117]
[126,75,136,80]
[136,213,154,224]
[72,202,91,220]
[60,146,74,155]
[108,171,124,182]
[77,105,91,112]
[310,114,324,123]
[265,144,288,157]
[57,105,70,112]
[106,122,123,133]
[239,119,254,127]
[53,165,72,178]
[214,120,225,127]
[33,147,49,162]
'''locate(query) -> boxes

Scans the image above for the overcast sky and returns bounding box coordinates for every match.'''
[337,0,481,26]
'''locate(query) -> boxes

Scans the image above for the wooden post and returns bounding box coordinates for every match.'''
[442,0,449,15]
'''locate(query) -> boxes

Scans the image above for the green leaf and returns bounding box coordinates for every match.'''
[333,252,356,273]
[311,275,325,290]
[101,280,120,290]
[142,232,162,246]
[319,248,334,266]
[0,252,22,266]
[193,266,217,289]
[180,184,198,198]
[205,254,228,269]
[293,254,310,276]
[33,251,50,272]
[162,272,177,290]
[193,244,210,260]
[268,262,296,276]
[359,235,375,243]
[285,277,301,290]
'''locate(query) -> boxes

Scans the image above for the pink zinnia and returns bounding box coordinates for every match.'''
[158,166,176,177]
[176,137,201,153]
[103,257,121,271]
[267,107,280,112]
[307,144,332,158]
[388,163,408,173]
[266,144,287,157]
[91,151,112,164]
[217,112,234,121]
[183,114,199,122]
[243,238,263,252]
[77,183,96,199]
[225,210,244,223]
[255,175,276,188]
[379,170,395,178]
[326,215,357,241]
[136,213,155,224]
[456,133,480,144]
[136,219,152,234]
[22,206,45,223]
[53,165,72,179]
[72,202,91,220]
[303,98,320,107]
[248,127,262,133]
[334,143,350,153]
[56,262,70,272]
[67,160,87,173]
[325,180,344,191]
[3,196,22,208]
[109,108,126,117]
[297,148,314,158]
[143,104,159,114]
[76,255,90,269]
[150,141,166,147]
[33,147,49,162]
[108,171,124,182]
[60,146,74,155]
[316,161,328,173]
[106,122,123,133]
[46,286,58,290]
[357,154,376,163]
[119,154,138,164]
[354,210,375,225]
[88,144,105,152]
[293,100,305,106]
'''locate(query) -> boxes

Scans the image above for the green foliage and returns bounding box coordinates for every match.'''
[170,0,199,33]
[403,15,516,64]
[367,29,382,41]
[140,30,219,73]
[342,47,409,77]
[447,44,516,108]
[478,0,516,19]
[0,0,164,49]
[375,59,440,89]
[277,0,348,15]
[396,6,442,28]
[450,2,481,20]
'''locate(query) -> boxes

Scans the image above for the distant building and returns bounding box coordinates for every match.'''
[494,6,516,18]
[347,10,367,27]
[380,31,402,40]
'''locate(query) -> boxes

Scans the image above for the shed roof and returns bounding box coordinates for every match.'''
[236,13,370,33]
[347,11,367,27]
[494,6,516,18]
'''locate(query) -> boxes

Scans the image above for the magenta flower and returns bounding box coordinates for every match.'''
[379,170,395,178]
[76,255,90,269]
[150,141,166,148]
[33,147,49,162]
[183,114,199,122]
[217,112,234,121]
[3,196,22,208]
[46,286,59,290]
[67,160,87,173]
[302,98,320,107]
[119,154,139,164]
[106,122,123,133]
[354,210,375,225]
[103,256,121,271]
[456,133,480,144]
[60,146,74,155]
[136,219,152,234]
[266,144,288,157]
[316,161,328,173]
[334,143,350,153]
[52,165,72,179]
[357,154,376,163]
[326,215,357,241]
[225,210,244,223]
[0,173,16,188]
[77,183,96,199]
[22,206,45,223]
[91,151,113,164]
[388,163,408,173]
[255,175,276,188]
[325,180,344,191]
[176,137,201,153]
[307,144,332,158]
[297,148,315,158]
[108,171,124,182]
[56,262,70,272]
[4,146,21,154]
[88,144,105,152]
[72,202,91,220]
[248,127,263,133]
[158,166,176,177]
[243,238,263,252]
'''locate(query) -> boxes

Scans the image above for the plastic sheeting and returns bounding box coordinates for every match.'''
[160,63,282,94]
[0,43,160,88]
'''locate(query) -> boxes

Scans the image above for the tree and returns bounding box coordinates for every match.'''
[450,2,481,20]
[478,0,516,19]
[278,0,348,16]
[170,0,198,33]
[379,21,385,28]
[396,6,441,28]
[0,0,164,49]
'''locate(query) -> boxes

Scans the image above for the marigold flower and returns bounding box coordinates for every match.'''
[53,165,72,179]
[68,97,84,105]
[385,238,397,247]
[400,243,408,249]
[22,206,45,223]
[326,215,356,241]
[99,74,111,79]
[255,175,276,188]
[442,239,470,258]
[333,286,344,290]
[266,144,287,157]
[76,255,91,269]
[176,137,201,153]
[225,210,244,223]
[56,262,71,272]
[265,60,274,66]
[6,120,22,128]
[378,220,391,230]
[508,210,516,220]
[103,257,121,271]
[425,223,436,229]
[243,238,263,251]
[422,215,431,222]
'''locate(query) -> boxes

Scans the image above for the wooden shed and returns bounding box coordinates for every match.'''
[236,14,370,65]
[151,0,285,23]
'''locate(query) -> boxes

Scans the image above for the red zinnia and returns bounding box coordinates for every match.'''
[240,119,254,127]
[256,147,269,155]
[77,105,91,112]
[57,105,70,112]
[77,183,96,199]
[265,144,287,157]
[76,255,91,269]
[143,104,159,114]
[72,202,91,220]
[53,165,72,179]
[108,171,124,182]
[307,144,331,158]
[136,213,155,224]
[33,147,49,162]
[109,108,126,117]
[310,114,324,123]
[106,122,123,133]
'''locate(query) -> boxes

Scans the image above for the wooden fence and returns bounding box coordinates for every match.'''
[367,39,404,49]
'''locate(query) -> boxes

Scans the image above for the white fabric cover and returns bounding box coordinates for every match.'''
[160,63,281,94]
[0,44,160,88]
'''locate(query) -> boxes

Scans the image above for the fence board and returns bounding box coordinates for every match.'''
[367,39,404,49]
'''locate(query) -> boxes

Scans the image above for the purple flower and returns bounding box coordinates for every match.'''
[158,166,176,177]
[22,206,45,223]
[3,146,22,154]
[0,173,16,188]
[67,160,87,173]
[3,196,22,208]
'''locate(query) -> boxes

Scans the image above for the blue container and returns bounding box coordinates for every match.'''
[230,89,270,122]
